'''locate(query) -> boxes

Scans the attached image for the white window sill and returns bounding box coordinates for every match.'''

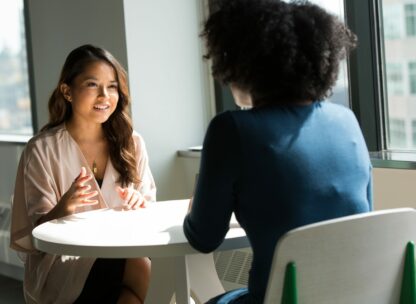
[177,146,202,158]
[0,134,31,144]
[370,151,416,169]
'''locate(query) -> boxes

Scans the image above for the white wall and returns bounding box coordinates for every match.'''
[123,0,211,200]
[27,0,128,128]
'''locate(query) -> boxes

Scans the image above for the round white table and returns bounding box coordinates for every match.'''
[32,200,249,304]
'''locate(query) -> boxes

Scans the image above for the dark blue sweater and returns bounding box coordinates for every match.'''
[183,102,372,303]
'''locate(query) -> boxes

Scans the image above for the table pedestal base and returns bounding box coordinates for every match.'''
[146,253,225,304]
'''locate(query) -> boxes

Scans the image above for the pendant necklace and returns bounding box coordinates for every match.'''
[92,160,98,176]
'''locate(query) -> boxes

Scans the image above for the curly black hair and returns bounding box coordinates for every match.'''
[202,0,357,106]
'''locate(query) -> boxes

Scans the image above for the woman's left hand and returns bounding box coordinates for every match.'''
[117,186,147,210]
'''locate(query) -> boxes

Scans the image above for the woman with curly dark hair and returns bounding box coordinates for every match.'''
[11,44,156,303]
[184,1,372,303]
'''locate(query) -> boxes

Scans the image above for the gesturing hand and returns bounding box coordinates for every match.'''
[60,167,99,214]
[117,187,147,210]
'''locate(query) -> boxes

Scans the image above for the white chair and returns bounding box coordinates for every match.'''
[264,208,416,304]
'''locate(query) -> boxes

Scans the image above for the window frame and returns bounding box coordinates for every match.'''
[345,0,386,152]
[24,0,38,134]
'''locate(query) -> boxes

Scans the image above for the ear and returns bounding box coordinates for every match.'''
[60,83,72,102]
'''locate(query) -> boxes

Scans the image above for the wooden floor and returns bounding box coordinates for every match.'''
[0,275,25,304]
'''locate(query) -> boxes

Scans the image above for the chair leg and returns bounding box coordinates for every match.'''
[281,262,298,304]
[400,242,416,304]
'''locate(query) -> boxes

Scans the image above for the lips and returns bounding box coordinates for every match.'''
[93,104,110,110]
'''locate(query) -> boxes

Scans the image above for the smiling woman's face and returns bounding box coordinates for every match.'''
[61,60,119,125]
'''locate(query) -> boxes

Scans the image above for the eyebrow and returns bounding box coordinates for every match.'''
[81,76,118,83]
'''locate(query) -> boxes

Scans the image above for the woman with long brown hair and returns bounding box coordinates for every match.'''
[11,44,156,304]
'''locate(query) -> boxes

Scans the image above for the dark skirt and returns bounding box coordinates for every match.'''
[73,258,126,304]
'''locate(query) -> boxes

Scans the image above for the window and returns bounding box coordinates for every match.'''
[409,61,416,94]
[389,118,407,148]
[386,63,404,96]
[405,3,416,37]
[383,4,404,39]
[0,0,33,138]
[381,0,416,150]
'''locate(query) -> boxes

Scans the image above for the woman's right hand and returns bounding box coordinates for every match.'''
[59,166,99,214]
[37,167,99,226]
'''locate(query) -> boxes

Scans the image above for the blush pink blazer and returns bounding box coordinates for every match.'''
[10,124,156,303]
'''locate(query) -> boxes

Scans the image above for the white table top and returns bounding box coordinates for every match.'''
[32,200,249,258]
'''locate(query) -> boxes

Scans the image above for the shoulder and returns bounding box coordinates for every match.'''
[25,124,66,154]
[132,130,148,151]
[316,102,366,139]
[315,101,359,124]
[203,111,241,151]
[132,130,145,145]
[207,111,239,134]
[318,101,356,117]
[20,125,66,168]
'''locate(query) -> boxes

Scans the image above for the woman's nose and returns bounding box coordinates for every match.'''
[98,86,109,98]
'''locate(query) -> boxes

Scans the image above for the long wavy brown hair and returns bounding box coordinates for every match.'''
[41,44,139,187]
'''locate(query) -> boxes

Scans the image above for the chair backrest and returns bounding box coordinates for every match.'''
[263,208,416,304]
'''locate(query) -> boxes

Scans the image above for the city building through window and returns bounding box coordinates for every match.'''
[0,0,33,138]
[383,0,416,149]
